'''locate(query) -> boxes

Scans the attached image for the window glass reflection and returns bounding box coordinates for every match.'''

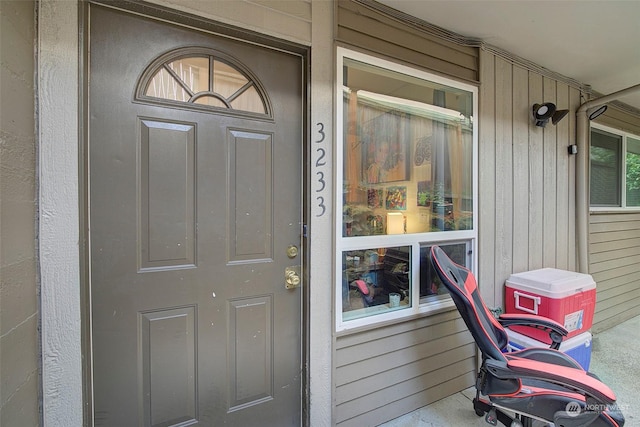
[342,246,411,321]
[168,56,209,93]
[420,242,469,302]
[142,52,267,115]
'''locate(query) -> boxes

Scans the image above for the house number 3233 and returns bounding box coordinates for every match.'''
[315,122,327,217]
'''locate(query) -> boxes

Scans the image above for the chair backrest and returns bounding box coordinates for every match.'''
[430,246,508,361]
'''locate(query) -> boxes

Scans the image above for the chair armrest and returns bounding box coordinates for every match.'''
[498,313,568,349]
[486,358,616,404]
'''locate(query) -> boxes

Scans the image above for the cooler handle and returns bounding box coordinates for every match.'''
[513,291,541,315]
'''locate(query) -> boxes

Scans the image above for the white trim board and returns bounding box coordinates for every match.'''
[38,0,83,425]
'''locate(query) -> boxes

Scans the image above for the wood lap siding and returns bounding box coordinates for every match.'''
[336,1,479,83]
[590,212,640,332]
[594,105,640,136]
[478,50,582,308]
[334,310,475,426]
[589,108,640,333]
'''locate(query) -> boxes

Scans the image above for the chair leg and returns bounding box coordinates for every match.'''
[473,384,539,427]
[519,415,533,427]
[473,396,489,417]
[474,387,544,427]
[473,397,522,427]
[509,415,535,427]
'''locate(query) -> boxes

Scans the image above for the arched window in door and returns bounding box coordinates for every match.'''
[136,47,271,117]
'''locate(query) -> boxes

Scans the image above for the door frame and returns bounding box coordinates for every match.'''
[79,1,310,424]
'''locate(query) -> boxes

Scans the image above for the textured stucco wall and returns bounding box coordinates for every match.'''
[0,1,40,426]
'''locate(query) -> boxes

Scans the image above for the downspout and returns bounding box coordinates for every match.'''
[575,83,640,273]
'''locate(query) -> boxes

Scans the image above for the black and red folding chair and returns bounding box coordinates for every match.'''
[430,245,625,427]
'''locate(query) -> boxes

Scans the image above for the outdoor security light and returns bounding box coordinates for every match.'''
[551,109,569,125]
[588,105,608,120]
[532,102,569,127]
[533,103,555,127]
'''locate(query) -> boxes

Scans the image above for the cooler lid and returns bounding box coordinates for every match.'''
[506,268,595,297]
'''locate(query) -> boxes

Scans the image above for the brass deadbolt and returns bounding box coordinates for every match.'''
[287,245,299,258]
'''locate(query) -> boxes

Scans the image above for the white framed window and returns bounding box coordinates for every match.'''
[335,47,478,331]
[590,124,640,209]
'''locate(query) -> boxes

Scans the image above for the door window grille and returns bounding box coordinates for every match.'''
[135,47,270,117]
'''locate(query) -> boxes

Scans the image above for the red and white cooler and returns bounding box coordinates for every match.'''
[505,268,596,344]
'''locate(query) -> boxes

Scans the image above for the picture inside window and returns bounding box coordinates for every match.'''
[342,58,474,237]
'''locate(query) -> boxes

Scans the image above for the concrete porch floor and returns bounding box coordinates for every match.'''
[379,315,640,427]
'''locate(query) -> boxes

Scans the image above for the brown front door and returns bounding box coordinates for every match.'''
[88,4,303,426]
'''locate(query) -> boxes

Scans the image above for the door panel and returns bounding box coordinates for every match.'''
[228,296,273,410]
[139,118,196,270]
[140,306,197,426]
[89,5,303,426]
[228,129,273,262]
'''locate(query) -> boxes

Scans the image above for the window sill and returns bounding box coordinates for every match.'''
[335,297,456,337]
[590,207,640,214]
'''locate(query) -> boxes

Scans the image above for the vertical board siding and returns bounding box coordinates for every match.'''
[478,50,497,306]
[527,72,545,271]
[555,83,570,269]
[567,89,579,272]
[511,66,531,274]
[478,50,582,312]
[334,310,475,426]
[590,212,640,332]
[494,57,514,305]
[542,78,558,266]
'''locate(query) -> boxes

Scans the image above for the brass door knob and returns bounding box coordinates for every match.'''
[285,269,301,289]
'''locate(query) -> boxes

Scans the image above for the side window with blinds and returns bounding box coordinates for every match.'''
[590,126,640,208]
[590,128,622,207]
[627,137,640,207]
